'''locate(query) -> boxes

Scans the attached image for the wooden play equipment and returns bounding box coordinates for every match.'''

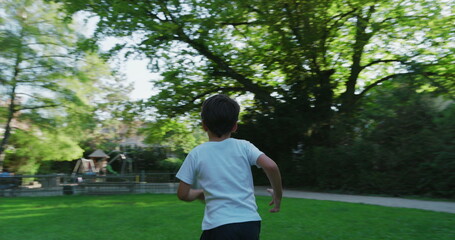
[72,149,110,175]
[72,158,97,175]
[88,149,109,174]
[72,149,136,176]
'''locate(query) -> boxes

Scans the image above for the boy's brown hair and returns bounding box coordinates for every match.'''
[201,94,240,138]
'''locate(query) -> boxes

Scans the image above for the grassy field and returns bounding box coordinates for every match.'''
[0,194,453,240]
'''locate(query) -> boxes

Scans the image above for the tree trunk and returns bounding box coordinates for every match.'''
[0,153,5,173]
[305,69,336,147]
[341,7,375,113]
[0,84,16,173]
[0,42,21,173]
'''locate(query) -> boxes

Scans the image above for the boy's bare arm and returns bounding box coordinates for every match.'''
[257,154,283,212]
[177,181,205,202]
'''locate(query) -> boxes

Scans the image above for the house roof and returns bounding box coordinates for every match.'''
[88,149,109,158]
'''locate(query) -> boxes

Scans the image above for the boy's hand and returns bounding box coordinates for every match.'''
[178,181,205,203]
[257,154,282,213]
[267,188,281,213]
[195,189,206,203]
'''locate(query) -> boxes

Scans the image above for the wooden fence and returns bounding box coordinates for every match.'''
[0,173,178,197]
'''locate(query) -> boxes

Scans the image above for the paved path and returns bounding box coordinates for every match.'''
[254,187,455,214]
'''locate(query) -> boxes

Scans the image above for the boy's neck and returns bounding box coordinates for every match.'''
[207,131,231,142]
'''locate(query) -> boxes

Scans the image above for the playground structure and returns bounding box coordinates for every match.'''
[72,149,109,175]
[106,152,135,175]
[2,149,176,197]
[72,149,136,176]
[72,158,97,175]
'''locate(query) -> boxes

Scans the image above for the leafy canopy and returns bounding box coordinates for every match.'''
[1,0,133,173]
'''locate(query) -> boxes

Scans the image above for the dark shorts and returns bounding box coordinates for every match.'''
[200,221,261,240]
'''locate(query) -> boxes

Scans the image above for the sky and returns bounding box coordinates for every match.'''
[102,40,159,100]
[117,56,158,101]
[75,13,158,101]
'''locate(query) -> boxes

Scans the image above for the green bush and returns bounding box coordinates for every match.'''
[157,157,183,172]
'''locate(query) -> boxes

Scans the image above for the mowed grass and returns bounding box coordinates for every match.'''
[0,194,454,240]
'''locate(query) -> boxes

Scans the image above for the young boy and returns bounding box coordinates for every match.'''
[176,94,282,240]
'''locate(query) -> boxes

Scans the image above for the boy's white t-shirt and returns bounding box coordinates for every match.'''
[176,138,263,230]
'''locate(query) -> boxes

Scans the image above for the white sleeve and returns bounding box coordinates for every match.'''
[176,153,196,185]
[246,141,264,168]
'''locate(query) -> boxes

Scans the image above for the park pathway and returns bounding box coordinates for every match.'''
[254,187,455,214]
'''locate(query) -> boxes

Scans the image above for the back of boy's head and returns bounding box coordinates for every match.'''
[201,94,240,138]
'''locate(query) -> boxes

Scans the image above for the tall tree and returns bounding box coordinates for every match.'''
[55,0,453,153]
[0,0,130,173]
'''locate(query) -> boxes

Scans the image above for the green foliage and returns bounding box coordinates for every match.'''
[5,129,83,174]
[0,0,134,173]
[54,0,453,143]
[299,77,455,198]
[57,0,452,110]
[54,0,454,196]
[157,157,183,172]
[141,118,206,154]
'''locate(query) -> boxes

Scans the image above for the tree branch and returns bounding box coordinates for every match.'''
[16,104,61,112]
[361,59,406,70]
[220,21,260,26]
[358,72,435,97]
[14,65,49,71]
[148,2,278,105]
[21,55,73,61]
[25,42,66,47]
[175,30,276,104]
[190,87,246,103]
[15,92,36,98]
[145,9,169,22]
[0,77,6,85]
[327,8,358,31]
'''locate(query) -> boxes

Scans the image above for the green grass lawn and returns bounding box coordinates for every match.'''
[0,194,453,240]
